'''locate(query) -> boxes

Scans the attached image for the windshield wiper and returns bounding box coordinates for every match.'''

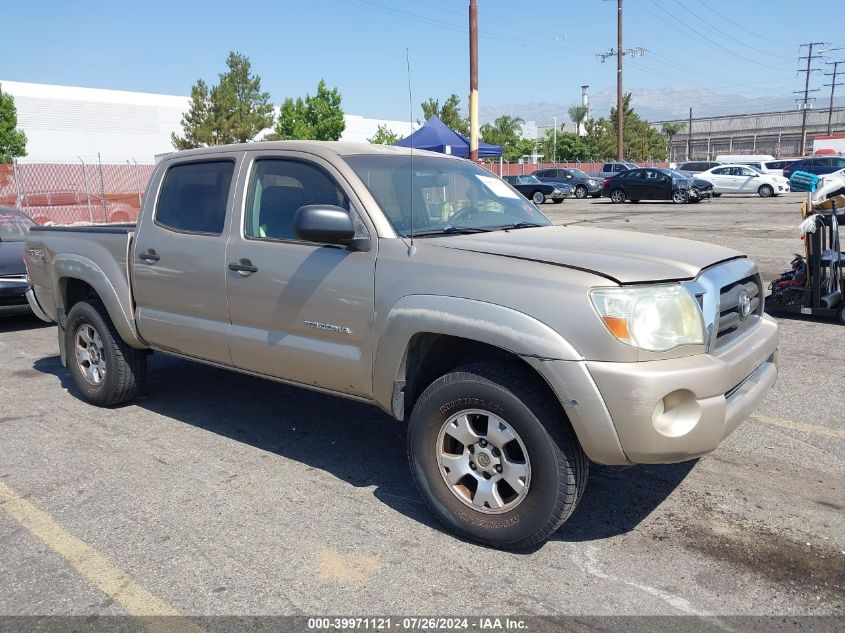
[499,221,546,230]
[408,225,495,237]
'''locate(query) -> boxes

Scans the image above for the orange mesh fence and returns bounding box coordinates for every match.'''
[0,161,154,225]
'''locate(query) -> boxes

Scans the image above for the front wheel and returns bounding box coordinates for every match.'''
[758,184,774,198]
[65,299,146,406]
[673,189,690,204]
[531,191,545,205]
[574,185,588,199]
[407,362,588,550]
[610,189,626,203]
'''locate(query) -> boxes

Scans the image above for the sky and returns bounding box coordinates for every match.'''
[4,0,845,125]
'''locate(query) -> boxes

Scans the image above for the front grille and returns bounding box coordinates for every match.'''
[714,274,762,350]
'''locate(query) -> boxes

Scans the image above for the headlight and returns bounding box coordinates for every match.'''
[587,179,596,185]
[590,284,705,351]
[553,188,562,194]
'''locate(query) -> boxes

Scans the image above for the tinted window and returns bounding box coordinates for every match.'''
[156,161,234,234]
[0,209,34,242]
[712,167,729,175]
[625,170,645,180]
[245,159,351,241]
[602,165,612,172]
[832,157,845,167]
[534,170,549,178]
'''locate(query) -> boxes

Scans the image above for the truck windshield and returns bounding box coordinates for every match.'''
[344,154,550,237]
[0,210,34,242]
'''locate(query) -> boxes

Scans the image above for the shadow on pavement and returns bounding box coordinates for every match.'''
[0,313,52,333]
[33,351,694,547]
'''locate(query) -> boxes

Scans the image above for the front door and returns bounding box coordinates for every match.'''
[225,152,377,398]
[132,154,241,364]
[641,169,669,200]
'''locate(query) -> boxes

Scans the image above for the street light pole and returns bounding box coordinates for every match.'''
[616,0,623,162]
[553,116,557,167]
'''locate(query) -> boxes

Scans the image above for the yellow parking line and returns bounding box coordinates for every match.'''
[751,413,845,440]
[0,480,201,633]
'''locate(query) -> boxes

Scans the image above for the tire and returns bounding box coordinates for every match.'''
[553,199,564,204]
[65,299,146,406]
[758,184,774,198]
[531,191,545,205]
[610,189,626,204]
[713,192,722,197]
[574,185,588,199]
[629,200,640,203]
[407,362,588,550]
[591,193,601,198]
[673,189,689,204]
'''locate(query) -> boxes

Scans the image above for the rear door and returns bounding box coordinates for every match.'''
[132,153,241,364]
[224,151,377,397]
[621,169,646,199]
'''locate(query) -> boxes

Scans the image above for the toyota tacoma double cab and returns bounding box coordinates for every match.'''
[25,141,779,549]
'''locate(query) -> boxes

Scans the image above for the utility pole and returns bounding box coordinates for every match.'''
[469,0,479,162]
[686,107,693,161]
[796,42,826,155]
[597,0,646,162]
[553,115,558,165]
[616,0,623,161]
[824,60,844,136]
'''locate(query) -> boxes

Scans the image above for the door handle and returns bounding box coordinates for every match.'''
[228,260,258,275]
[139,249,160,263]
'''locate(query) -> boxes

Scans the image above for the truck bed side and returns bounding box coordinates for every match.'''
[25,224,146,353]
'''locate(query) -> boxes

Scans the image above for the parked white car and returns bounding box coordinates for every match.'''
[697,164,790,197]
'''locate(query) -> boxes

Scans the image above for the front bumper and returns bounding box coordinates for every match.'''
[690,187,713,200]
[586,315,779,463]
[0,278,31,316]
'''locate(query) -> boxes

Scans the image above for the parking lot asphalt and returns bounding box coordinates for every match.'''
[0,192,843,620]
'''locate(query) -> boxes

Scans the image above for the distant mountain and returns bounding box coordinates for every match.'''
[479,86,845,126]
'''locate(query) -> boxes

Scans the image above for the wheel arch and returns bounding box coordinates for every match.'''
[373,295,582,421]
[53,254,145,350]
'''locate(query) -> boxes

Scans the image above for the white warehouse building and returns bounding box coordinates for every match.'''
[1,80,416,163]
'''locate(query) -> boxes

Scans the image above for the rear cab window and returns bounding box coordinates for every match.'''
[155,161,234,234]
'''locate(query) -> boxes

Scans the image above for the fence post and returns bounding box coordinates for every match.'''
[96,153,108,222]
[79,157,93,224]
[131,158,143,208]
[12,159,23,209]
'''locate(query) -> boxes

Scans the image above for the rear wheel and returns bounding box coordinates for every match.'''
[758,184,774,198]
[610,189,626,203]
[531,191,545,205]
[574,185,588,199]
[65,299,146,406]
[407,362,588,550]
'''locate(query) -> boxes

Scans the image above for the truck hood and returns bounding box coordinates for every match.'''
[425,225,742,284]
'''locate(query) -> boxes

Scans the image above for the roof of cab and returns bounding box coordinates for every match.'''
[157,140,459,162]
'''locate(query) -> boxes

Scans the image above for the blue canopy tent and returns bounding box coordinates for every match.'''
[394,115,502,158]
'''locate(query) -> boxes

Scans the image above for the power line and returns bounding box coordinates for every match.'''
[697,0,794,47]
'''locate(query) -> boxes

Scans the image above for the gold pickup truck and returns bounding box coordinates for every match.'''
[25,141,779,549]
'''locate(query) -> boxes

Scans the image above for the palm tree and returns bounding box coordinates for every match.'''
[661,122,685,163]
[568,105,589,136]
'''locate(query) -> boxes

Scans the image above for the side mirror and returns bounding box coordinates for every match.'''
[294,205,357,246]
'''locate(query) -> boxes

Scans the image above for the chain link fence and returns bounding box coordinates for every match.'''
[0,160,154,225]
[480,159,670,177]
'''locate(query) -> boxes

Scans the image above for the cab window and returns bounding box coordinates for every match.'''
[244,159,358,241]
[156,161,234,235]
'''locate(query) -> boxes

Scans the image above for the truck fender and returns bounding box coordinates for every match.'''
[53,253,146,351]
[372,295,582,414]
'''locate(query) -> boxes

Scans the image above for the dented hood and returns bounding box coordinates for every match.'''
[425,225,743,284]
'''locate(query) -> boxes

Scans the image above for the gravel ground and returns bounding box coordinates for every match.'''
[0,192,842,623]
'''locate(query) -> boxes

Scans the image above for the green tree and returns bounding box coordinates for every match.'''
[421,94,469,135]
[661,122,685,162]
[586,94,668,161]
[541,129,596,161]
[172,52,274,150]
[368,124,401,145]
[274,79,346,141]
[0,91,27,163]
[480,115,524,159]
[567,104,589,135]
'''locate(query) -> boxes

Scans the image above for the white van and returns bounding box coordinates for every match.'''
[715,155,776,174]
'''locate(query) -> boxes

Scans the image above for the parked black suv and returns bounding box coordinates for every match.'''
[533,167,602,198]
[782,156,845,179]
